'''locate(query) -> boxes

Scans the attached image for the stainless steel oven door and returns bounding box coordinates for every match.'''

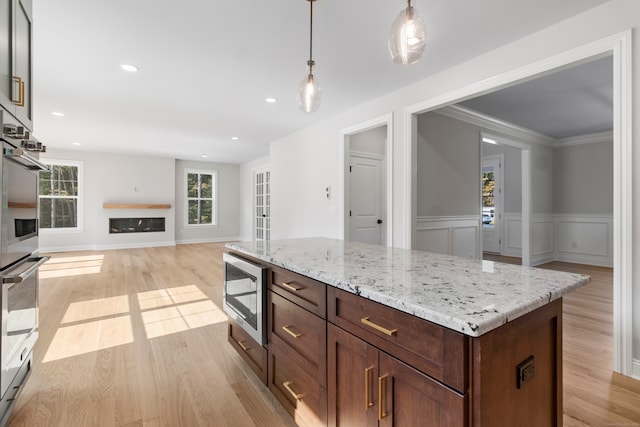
[1,144,41,269]
[1,256,47,397]
[222,253,267,345]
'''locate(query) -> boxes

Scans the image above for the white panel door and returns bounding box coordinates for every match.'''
[349,156,383,245]
[482,158,501,254]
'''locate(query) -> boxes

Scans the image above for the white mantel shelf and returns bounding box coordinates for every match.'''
[103,203,171,209]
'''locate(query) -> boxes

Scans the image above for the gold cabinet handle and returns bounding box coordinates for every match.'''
[361,317,398,336]
[282,325,302,338]
[378,375,389,420]
[281,282,301,292]
[282,381,304,400]
[231,336,250,351]
[364,366,374,410]
[11,76,25,107]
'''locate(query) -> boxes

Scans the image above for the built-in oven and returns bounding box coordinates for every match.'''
[0,117,49,425]
[223,253,267,346]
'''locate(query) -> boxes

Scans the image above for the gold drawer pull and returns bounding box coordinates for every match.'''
[378,375,389,420]
[281,282,301,292]
[364,366,374,409]
[232,337,250,351]
[361,317,398,336]
[282,325,302,338]
[11,76,25,107]
[283,381,304,400]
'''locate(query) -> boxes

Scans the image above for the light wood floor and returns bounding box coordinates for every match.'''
[6,244,640,426]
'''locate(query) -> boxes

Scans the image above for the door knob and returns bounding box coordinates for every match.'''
[377,219,383,224]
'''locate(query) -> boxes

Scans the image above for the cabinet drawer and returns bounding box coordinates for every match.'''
[328,287,467,392]
[228,320,267,385]
[270,265,326,318]
[268,344,327,427]
[268,291,327,387]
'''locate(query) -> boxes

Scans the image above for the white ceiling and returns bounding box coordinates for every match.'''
[459,56,613,139]
[33,0,611,164]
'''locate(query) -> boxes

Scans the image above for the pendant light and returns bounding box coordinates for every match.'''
[388,0,426,65]
[298,0,321,113]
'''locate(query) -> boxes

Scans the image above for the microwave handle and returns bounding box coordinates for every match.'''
[2,256,49,285]
[3,147,50,172]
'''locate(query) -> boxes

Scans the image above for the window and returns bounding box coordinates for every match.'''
[186,169,217,226]
[39,159,84,231]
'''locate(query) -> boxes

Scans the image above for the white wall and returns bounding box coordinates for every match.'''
[416,112,480,217]
[554,140,613,214]
[40,149,176,251]
[253,0,640,370]
[174,159,240,244]
[350,126,386,156]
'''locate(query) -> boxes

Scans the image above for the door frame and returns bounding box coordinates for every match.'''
[480,153,504,255]
[403,30,633,376]
[339,113,393,246]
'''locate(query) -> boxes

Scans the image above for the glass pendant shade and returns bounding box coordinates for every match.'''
[298,72,321,113]
[388,3,426,65]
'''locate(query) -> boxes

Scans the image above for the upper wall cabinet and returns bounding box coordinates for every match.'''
[0,0,32,131]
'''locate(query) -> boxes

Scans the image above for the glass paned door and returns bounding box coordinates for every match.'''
[255,169,270,241]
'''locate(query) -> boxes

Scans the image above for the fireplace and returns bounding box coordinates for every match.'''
[109,217,165,234]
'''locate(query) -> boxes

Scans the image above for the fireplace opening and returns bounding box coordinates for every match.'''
[110,217,165,234]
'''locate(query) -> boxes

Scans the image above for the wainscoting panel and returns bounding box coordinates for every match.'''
[555,214,612,267]
[532,217,554,265]
[415,216,480,259]
[490,212,613,267]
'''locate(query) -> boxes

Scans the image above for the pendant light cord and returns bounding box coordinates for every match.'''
[308,0,314,70]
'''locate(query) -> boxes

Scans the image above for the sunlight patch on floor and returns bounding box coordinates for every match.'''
[42,285,227,362]
[42,315,133,362]
[138,285,227,339]
[40,255,105,279]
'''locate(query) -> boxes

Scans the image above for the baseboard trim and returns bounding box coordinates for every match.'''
[41,241,177,253]
[633,358,640,380]
[176,237,241,245]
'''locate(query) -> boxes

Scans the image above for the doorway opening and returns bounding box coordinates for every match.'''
[339,113,393,246]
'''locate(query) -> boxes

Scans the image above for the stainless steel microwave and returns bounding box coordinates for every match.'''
[222,253,267,346]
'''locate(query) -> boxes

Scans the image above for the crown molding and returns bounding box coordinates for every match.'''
[555,130,613,147]
[437,105,555,147]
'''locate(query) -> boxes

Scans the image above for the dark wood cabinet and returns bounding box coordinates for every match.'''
[226,251,564,427]
[328,324,465,427]
[228,319,267,385]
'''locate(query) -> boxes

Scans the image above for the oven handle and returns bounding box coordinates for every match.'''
[2,256,49,285]
[3,147,50,172]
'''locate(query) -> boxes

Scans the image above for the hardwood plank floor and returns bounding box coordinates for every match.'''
[6,245,640,426]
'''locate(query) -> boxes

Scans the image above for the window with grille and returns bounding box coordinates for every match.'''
[186,169,217,226]
[38,159,84,231]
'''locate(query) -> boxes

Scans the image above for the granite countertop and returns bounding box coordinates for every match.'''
[226,237,590,337]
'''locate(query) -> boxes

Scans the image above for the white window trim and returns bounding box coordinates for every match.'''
[184,168,218,227]
[39,158,84,233]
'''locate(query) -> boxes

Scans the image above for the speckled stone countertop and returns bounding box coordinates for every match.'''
[226,237,590,337]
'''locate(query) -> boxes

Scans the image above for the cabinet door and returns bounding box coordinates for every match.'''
[0,0,11,108]
[327,324,378,427]
[378,352,466,427]
[12,0,31,129]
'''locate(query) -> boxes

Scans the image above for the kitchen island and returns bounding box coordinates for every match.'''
[225,237,590,427]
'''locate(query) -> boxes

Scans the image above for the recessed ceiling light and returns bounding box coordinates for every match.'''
[51,111,65,117]
[265,97,277,104]
[231,136,239,141]
[120,64,138,72]
[72,142,81,146]
[201,154,208,158]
